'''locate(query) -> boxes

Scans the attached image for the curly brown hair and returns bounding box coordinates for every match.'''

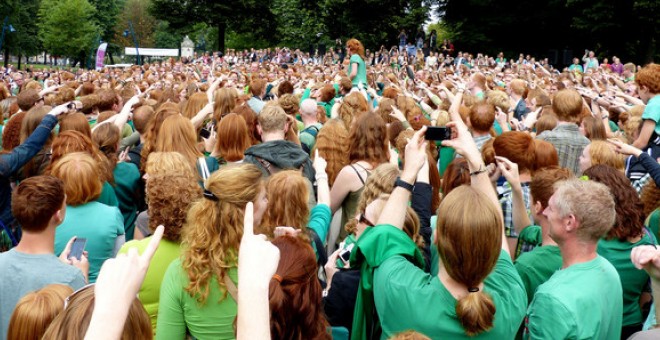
[182,164,264,304]
[582,165,645,240]
[147,174,202,242]
[641,181,660,218]
[313,119,349,186]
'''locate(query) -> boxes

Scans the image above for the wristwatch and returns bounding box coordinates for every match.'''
[394,177,414,192]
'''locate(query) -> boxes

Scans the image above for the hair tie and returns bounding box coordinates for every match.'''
[203,189,219,201]
[272,274,282,283]
[468,287,480,293]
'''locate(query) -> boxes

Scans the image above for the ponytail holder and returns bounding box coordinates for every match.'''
[468,287,480,293]
[203,189,219,201]
[272,274,283,283]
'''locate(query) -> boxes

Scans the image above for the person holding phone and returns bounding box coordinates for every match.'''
[0,176,88,337]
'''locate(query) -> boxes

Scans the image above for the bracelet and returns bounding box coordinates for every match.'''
[315,173,328,181]
[394,177,414,192]
[470,165,488,176]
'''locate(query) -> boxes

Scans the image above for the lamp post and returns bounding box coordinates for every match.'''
[123,20,141,65]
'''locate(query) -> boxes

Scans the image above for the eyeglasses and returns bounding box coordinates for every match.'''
[358,213,375,227]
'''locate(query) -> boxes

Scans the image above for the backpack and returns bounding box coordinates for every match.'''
[300,125,320,155]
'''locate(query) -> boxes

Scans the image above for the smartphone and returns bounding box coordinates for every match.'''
[339,243,355,264]
[199,128,212,139]
[68,238,87,261]
[425,126,452,141]
[67,101,83,110]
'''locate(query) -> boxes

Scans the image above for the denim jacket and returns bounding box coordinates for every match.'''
[0,114,58,227]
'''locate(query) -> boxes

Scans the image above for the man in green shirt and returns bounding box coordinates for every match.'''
[515,167,572,302]
[525,179,622,339]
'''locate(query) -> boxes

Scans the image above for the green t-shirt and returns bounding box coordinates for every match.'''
[597,234,654,327]
[119,238,181,333]
[349,54,367,87]
[438,146,456,178]
[156,259,238,340]
[97,181,119,207]
[641,95,660,135]
[374,249,527,339]
[113,162,141,240]
[54,202,124,283]
[514,245,561,304]
[525,256,623,339]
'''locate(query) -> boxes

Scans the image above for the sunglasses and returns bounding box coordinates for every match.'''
[63,283,95,309]
[358,213,375,227]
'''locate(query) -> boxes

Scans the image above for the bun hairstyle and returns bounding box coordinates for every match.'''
[436,186,502,336]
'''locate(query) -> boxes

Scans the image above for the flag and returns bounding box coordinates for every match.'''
[95,43,108,70]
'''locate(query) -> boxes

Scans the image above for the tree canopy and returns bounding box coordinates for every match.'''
[38,0,100,60]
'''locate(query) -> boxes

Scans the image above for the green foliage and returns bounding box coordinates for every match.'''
[271,0,325,48]
[153,21,181,49]
[38,0,100,59]
[322,0,434,49]
[113,0,157,48]
[0,0,42,56]
[149,0,276,52]
[438,0,657,64]
[89,0,122,41]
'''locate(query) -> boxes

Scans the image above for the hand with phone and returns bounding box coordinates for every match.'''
[59,236,90,282]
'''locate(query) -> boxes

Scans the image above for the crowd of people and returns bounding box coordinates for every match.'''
[0,36,658,340]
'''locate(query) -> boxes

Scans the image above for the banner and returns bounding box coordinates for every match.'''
[95,43,108,70]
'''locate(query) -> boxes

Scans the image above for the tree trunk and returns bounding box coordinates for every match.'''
[3,48,7,68]
[218,22,226,54]
[17,52,21,70]
[108,51,115,65]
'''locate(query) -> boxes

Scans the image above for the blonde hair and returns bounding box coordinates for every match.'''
[338,92,368,130]
[182,164,264,303]
[486,90,510,112]
[436,186,502,336]
[260,170,309,237]
[589,140,625,171]
[145,152,194,177]
[42,285,152,340]
[50,152,103,206]
[345,163,399,234]
[8,284,72,340]
[258,105,288,133]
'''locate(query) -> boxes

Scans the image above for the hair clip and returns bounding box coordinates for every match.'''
[203,189,219,201]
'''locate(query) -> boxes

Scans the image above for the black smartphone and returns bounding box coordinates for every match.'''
[67,101,83,110]
[339,248,351,262]
[425,126,452,141]
[199,128,211,139]
[68,238,87,261]
[406,65,415,80]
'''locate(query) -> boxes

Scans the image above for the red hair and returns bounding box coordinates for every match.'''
[493,132,536,173]
[215,113,251,162]
[533,140,559,172]
[269,236,331,340]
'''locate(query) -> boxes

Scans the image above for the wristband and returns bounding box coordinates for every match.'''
[470,165,488,176]
[394,177,414,192]
[315,173,328,181]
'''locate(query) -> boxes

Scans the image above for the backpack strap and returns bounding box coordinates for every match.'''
[223,275,238,301]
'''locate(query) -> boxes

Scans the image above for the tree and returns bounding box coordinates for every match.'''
[149,0,276,52]
[322,0,434,49]
[1,0,42,68]
[38,0,100,62]
[89,0,123,42]
[113,0,157,48]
